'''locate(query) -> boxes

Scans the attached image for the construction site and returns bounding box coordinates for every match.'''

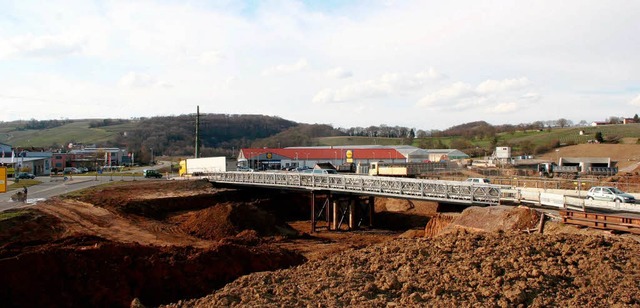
[1,171,640,307]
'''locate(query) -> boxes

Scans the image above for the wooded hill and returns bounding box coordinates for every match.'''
[1,116,639,162]
[0,115,346,161]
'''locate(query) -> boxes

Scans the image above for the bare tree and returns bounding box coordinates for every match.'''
[557,118,569,128]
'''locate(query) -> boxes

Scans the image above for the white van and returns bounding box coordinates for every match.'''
[466,178,490,184]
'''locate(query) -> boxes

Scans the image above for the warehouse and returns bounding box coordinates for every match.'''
[237,145,469,171]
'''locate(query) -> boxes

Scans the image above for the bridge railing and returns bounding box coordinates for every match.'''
[206,172,504,205]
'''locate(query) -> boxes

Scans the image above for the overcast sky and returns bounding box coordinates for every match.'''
[1,0,639,130]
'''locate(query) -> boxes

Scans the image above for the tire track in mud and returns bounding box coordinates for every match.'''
[36,200,213,248]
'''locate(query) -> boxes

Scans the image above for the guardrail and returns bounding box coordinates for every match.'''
[502,188,640,214]
[560,210,640,234]
[206,172,503,205]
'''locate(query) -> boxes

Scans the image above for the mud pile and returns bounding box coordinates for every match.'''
[436,205,542,235]
[166,231,640,307]
[170,201,298,240]
[0,234,305,307]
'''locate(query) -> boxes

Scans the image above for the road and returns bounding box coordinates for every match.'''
[0,174,155,212]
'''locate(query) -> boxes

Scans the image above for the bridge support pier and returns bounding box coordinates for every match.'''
[310,192,374,233]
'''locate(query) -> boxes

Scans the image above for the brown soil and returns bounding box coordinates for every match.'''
[1,180,639,307]
[170,232,640,307]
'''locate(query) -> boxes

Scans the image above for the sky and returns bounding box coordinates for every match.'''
[1,0,639,130]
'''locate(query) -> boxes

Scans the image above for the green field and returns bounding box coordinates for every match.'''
[316,124,640,155]
[0,120,138,147]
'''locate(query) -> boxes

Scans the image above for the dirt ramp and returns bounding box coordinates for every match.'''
[0,236,305,308]
[170,202,299,241]
[428,206,541,237]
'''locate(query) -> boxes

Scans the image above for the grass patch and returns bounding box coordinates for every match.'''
[8,179,41,191]
[0,210,30,222]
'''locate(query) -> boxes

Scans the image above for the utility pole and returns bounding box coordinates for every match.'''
[195,105,201,158]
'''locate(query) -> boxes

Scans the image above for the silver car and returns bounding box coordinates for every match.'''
[586,186,636,203]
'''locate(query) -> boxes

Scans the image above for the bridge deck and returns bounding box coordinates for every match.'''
[206,172,503,205]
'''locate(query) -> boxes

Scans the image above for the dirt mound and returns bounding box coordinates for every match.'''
[0,235,305,307]
[433,206,541,236]
[375,197,439,214]
[170,202,298,241]
[165,231,640,307]
[0,209,65,244]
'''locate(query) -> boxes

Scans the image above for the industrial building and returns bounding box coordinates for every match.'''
[237,145,469,171]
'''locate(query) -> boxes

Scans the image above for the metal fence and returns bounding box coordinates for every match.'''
[206,171,503,205]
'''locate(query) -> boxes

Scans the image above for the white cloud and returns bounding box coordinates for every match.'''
[521,92,542,101]
[326,67,353,79]
[417,82,475,108]
[118,72,171,89]
[0,34,85,59]
[476,77,530,95]
[417,77,535,115]
[485,102,519,114]
[199,51,225,65]
[314,68,444,104]
[262,59,309,76]
[2,1,640,129]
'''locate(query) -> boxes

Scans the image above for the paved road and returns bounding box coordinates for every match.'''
[0,174,153,212]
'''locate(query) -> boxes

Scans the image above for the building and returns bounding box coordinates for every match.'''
[67,147,126,170]
[0,146,53,176]
[0,142,11,158]
[237,145,469,171]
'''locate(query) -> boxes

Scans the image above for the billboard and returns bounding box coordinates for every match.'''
[0,166,6,193]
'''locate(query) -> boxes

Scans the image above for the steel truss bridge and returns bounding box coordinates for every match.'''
[206,172,503,206]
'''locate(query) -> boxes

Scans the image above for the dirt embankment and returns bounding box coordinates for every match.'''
[0,180,310,307]
[2,179,640,307]
[167,232,640,307]
[0,234,304,307]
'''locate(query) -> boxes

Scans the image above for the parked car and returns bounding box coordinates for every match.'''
[143,169,163,178]
[16,172,35,179]
[466,178,491,184]
[586,186,636,203]
[236,166,254,172]
[63,167,80,174]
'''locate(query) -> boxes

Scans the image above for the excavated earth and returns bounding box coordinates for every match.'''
[1,179,640,307]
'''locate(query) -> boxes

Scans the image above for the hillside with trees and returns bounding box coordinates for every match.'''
[1,113,639,163]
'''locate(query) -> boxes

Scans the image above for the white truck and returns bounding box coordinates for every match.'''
[179,156,227,176]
